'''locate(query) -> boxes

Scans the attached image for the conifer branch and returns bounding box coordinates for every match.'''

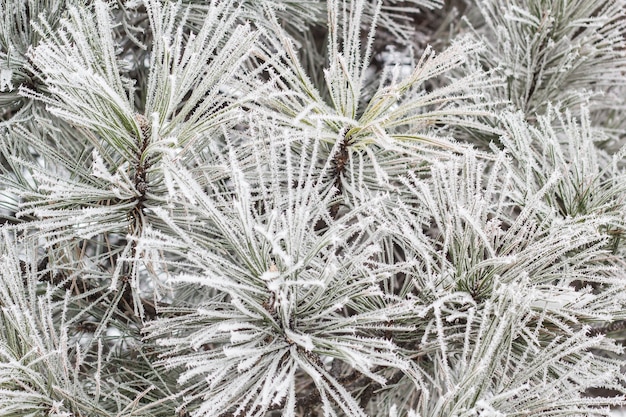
[0,0,625,416]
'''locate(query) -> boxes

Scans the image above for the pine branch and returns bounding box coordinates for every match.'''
[1,0,626,416]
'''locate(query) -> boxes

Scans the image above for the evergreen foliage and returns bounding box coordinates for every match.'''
[0,0,625,416]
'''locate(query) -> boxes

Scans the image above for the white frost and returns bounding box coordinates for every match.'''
[0,69,13,92]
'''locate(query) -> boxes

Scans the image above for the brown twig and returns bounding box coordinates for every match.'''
[329,131,350,219]
[588,320,626,337]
